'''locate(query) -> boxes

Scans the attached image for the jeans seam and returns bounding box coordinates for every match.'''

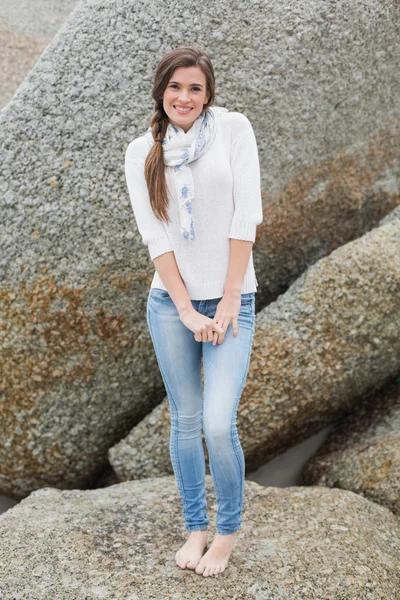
[224,322,255,535]
[147,302,188,516]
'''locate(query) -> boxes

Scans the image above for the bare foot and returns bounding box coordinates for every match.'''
[195,531,238,576]
[175,530,208,570]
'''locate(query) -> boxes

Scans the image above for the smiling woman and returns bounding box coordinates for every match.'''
[124,45,263,577]
[163,68,209,133]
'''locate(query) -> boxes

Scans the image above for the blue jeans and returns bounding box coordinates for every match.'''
[146,288,256,535]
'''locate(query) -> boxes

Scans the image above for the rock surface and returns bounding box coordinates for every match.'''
[301,377,400,516]
[110,211,400,480]
[0,477,399,598]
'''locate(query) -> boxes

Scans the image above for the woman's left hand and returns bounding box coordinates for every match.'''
[211,291,241,345]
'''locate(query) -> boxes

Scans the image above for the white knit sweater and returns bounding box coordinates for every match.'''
[124,111,263,300]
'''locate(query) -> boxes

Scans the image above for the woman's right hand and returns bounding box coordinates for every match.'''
[179,307,225,345]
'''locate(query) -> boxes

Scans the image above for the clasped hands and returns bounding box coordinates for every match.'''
[179,291,241,346]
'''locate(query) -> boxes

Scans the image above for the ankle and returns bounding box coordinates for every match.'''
[188,529,208,537]
[214,531,238,541]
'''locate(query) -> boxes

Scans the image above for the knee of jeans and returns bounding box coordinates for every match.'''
[203,421,231,446]
[177,410,203,431]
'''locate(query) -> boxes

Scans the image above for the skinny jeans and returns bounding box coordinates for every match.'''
[146,287,255,535]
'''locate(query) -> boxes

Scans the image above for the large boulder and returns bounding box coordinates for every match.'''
[0,477,399,597]
[1,0,399,497]
[110,210,400,480]
[301,377,400,516]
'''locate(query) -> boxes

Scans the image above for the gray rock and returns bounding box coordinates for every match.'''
[110,212,400,480]
[379,204,400,226]
[301,378,400,516]
[1,0,400,497]
[0,478,399,598]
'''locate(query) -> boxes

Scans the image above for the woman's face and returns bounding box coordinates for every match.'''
[163,66,210,133]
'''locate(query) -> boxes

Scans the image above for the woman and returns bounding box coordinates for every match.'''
[124,46,263,577]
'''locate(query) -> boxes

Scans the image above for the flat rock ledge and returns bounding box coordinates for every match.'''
[0,477,399,599]
[301,378,400,516]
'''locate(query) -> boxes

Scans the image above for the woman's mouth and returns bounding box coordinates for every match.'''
[174,106,193,114]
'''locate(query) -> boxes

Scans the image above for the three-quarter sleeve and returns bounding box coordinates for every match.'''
[124,139,174,260]
[228,114,263,242]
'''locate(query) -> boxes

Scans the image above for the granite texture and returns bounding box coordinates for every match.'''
[0,478,399,598]
[301,377,400,516]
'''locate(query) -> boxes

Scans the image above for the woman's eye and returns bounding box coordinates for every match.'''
[169,85,201,91]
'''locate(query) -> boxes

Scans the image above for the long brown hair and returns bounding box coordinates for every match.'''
[144,47,216,224]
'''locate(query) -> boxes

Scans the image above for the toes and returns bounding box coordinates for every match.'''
[175,556,187,569]
[194,561,226,576]
[181,559,190,569]
[195,564,205,575]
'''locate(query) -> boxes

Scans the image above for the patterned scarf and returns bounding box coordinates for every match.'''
[143,105,229,241]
